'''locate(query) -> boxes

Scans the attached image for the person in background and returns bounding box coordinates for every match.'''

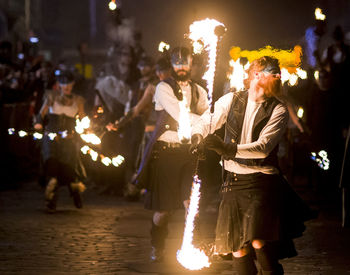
[34,70,86,213]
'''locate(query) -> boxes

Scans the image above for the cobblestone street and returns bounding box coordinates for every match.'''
[1,180,350,274]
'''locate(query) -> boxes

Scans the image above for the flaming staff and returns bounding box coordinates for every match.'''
[177,18,225,271]
[7,116,125,168]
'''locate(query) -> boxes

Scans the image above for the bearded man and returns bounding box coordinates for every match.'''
[191,56,312,274]
[141,46,209,262]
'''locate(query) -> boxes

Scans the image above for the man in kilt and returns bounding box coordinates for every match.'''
[191,56,313,274]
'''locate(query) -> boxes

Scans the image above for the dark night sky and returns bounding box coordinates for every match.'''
[119,0,350,57]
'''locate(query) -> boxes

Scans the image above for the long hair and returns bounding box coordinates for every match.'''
[244,56,282,98]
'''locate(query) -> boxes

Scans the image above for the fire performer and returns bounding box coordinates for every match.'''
[191,56,313,274]
[34,70,86,213]
[138,46,208,262]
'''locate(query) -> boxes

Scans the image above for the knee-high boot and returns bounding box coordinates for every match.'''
[255,245,284,275]
[233,253,257,275]
[150,220,168,262]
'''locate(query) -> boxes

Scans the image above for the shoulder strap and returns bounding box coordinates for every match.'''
[162,78,183,101]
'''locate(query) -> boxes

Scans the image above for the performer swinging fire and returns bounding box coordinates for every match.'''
[191,56,312,275]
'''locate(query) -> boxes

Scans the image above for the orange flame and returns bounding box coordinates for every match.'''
[177,175,211,270]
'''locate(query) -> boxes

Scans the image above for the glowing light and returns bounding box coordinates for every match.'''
[80,133,101,145]
[188,18,225,110]
[81,145,90,154]
[177,175,211,270]
[75,116,90,134]
[48,133,57,140]
[228,58,250,91]
[33,132,43,140]
[289,73,299,86]
[192,41,204,54]
[112,155,125,167]
[158,41,170,52]
[108,0,117,10]
[97,107,104,114]
[230,45,302,69]
[29,37,39,43]
[297,107,304,119]
[314,70,319,81]
[59,130,68,139]
[18,130,28,137]
[177,96,192,143]
[89,149,98,161]
[8,128,15,135]
[315,8,326,21]
[296,68,307,79]
[311,150,330,170]
[101,156,112,166]
[280,67,306,86]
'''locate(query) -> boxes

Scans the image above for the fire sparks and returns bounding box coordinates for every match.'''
[158,41,170,52]
[177,175,211,270]
[228,58,250,91]
[108,0,117,11]
[297,107,304,119]
[80,133,101,145]
[311,150,330,170]
[18,130,28,137]
[315,8,326,21]
[229,45,307,87]
[75,116,90,134]
[230,45,302,69]
[188,18,225,109]
[177,97,192,143]
[33,132,43,140]
[80,145,124,167]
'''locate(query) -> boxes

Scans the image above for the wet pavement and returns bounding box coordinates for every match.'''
[1,179,350,275]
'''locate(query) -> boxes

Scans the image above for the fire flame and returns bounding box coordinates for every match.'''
[177,96,192,143]
[158,41,170,52]
[311,150,330,170]
[315,8,326,21]
[177,175,211,270]
[188,18,225,109]
[75,116,90,134]
[228,45,306,87]
[228,58,250,91]
[80,133,101,145]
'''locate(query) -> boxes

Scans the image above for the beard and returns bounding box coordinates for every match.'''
[257,74,282,98]
[174,70,191,81]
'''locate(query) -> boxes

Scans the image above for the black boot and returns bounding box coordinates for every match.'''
[150,221,168,262]
[255,245,284,275]
[45,177,58,213]
[233,253,257,275]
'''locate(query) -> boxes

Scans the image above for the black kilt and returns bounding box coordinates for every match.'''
[215,172,312,259]
[144,142,196,211]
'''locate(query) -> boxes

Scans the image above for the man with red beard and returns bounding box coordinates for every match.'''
[191,56,312,274]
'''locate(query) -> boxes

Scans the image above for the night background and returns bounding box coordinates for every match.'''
[1,0,350,61]
[0,0,350,274]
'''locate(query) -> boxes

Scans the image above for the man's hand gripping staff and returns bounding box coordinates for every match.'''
[190,133,238,160]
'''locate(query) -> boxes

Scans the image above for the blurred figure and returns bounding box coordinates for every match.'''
[34,70,86,213]
[136,47,209,262]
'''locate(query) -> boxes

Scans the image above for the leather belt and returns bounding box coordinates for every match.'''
[155,140,183,149]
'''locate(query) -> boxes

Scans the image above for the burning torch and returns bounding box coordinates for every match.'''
[177,18,226,271]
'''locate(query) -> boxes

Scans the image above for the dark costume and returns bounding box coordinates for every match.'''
[192,86,314,274]
[136,74,209,261]
[36,89,86,211]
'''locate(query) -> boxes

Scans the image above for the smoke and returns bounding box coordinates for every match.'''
[107,18,136,47]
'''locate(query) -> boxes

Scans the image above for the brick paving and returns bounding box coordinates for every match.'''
[1,180,350,275]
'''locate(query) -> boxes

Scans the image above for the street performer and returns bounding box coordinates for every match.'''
[138,46,209,262]
[191,56,313,274]
[34,70,86,213]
